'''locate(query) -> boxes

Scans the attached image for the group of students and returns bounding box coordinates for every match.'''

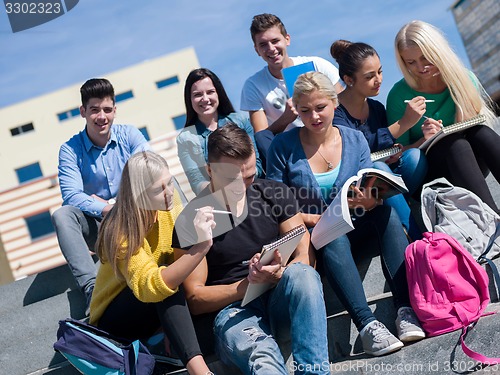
[52,12,500,375]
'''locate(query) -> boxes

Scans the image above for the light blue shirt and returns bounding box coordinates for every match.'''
[58,124,150,217]
[266,126,372,214]
[313,161,341,204]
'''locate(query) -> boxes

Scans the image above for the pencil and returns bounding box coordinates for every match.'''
[195,208,232,214]
[404,100,435,103]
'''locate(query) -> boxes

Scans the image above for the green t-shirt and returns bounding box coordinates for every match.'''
[386,78,456,146]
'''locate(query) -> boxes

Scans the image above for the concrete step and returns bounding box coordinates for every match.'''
[152,256,500,375]
[1,250,499,375]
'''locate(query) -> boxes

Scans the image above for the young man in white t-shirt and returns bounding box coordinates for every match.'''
[240,13,343,167]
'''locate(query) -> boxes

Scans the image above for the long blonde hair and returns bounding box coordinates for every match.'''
[96,151,170,277]
[395,20,496,123]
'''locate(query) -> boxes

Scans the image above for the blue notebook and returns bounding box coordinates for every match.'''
[282,61,316,97]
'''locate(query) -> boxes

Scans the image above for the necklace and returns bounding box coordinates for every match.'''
[317,149,334,170]
[316,129,339,171]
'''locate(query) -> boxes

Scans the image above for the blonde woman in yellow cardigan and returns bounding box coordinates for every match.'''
[89,151,216,375]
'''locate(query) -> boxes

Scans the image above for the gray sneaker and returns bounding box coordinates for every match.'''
[396,307,426,343]
[360,320,403,356]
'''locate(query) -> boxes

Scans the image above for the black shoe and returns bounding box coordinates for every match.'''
[142,332,183,367]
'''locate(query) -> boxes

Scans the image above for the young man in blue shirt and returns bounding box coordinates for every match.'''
[51,78,150,314]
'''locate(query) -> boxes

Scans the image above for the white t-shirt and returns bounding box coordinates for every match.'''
[240,56,340,130]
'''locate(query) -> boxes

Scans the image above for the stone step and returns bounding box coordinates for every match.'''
[1,251,499,375]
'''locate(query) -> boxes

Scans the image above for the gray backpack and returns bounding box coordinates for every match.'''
[421,178,500,262]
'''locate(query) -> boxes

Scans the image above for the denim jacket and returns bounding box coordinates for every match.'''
[266,126,372,214]
[176,112,263,195]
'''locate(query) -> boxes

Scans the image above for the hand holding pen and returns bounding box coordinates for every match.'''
[193,206,217,246]
[402,96,430,128]
[421,116,443,140]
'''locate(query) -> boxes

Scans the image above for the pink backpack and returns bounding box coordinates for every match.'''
[405,232,499,363]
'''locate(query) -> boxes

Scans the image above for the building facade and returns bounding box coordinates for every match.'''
[0,48,199,284]
[451,0,500,107]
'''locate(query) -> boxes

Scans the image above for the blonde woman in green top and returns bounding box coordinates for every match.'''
[386,20,500,212]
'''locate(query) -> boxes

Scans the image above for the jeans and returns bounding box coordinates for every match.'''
[320,205,410,330]
[214,263,329,375]
[373,160,423,241]
[390,148,428,195]
[51,205,99,295]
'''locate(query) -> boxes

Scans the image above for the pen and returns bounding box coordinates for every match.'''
[195,208,232,214]
[404,100,435,103]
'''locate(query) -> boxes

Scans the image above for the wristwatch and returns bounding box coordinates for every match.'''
[108,198,116,205]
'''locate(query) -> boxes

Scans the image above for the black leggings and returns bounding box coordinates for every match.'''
[426,125,500,213]
[97,286,202,365]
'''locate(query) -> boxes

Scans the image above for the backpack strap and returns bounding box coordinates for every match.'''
[460,325,500,364]
[479,222,500,294]
[126,340,140,375]
[479,222,500,260]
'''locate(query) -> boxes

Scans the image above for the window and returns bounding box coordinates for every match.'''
[115,90,134,103]
[10,122,34,136]
[139,126,150,141]
[156,76,179,89]
[172,114,186,130]
[25,211,54,240]
[16,162,43,184]
[57,107,80,122]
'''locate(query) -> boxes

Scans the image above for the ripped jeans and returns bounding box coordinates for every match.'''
[213,263,329,375]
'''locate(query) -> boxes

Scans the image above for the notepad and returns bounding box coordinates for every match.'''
[241,224,307,306]
[419,114,486,154]
[370,145,402,162]
[282,61,316,97]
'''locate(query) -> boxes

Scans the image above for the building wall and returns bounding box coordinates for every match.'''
[0,47,199,191]
[0,130,195,284]
[451,0,500,103]
[0,47,200,284]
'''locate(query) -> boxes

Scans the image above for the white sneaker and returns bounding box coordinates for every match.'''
[396,307,426,343]
[360,320,403,356]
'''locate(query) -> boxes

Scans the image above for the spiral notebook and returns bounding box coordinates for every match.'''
[241,224,307,306]
[370,145,402,162]
[419,114,486,153]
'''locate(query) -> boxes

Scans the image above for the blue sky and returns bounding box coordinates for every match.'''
[0,0,467,110]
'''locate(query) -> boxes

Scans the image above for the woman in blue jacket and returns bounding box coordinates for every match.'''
[266,71,425,357]
[177,68,263,195]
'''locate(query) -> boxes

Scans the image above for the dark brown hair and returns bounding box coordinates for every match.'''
[80,78,115,108]
[330,40,379,84]
[208,124,254,163]
[183,68,235,128]
[250,13,287,43]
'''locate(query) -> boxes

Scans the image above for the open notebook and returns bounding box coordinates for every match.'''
[241,224,307,306]
[311,168,407,250]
